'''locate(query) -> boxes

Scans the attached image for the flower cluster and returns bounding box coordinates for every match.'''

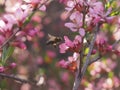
[58,0,120,89]
[59,35,81,71]
[58,0,118,70]
[57,52,80,72]
[95,31,120,55]
[0,0,120,90]
[0,0,47,73]
[59,35,82,53]
[0,0,47,49]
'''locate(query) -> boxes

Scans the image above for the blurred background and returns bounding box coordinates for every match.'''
[0,0,120,90]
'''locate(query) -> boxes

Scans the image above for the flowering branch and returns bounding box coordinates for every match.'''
[73,23,101,90]
[0,0,49,49]
[0,28,20,49]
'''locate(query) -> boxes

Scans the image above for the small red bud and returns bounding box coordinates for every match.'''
[10,62,17,69]
[92,49,97,54]
[106,45,112,51]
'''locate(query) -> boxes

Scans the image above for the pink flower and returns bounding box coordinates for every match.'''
[65,0,74,12]
[96,31,108,46]
[0,19,13,39]
[57,52,80,72]
[0,19,13,33]
[65,22,77,32]
[79,28,85,37]
[57,59,69,68]
[65,11,83,32]
[65,11,85,36]
[39,5,46,11]
[24,0,47,10]
[65,0,84,12]
[88,1,104,15]
[14,7,31,26]
[59,36,73,53]
[87,1,114,25]
[59,35,81,53]
[3,14,17,25]
[9,62,17,69]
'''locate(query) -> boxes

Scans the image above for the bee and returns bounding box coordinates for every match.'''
[46,34,62,47]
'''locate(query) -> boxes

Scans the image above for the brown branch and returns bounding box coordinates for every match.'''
[0,73,36,86]
[88,55,101,65]
[72,23,100,90]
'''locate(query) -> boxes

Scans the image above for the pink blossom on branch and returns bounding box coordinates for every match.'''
[57,52,80,72]
[24,0,46,11]
[65,7,86,36]
[0,19,14,45]
[59,35,82,53]
[14,7,32,27]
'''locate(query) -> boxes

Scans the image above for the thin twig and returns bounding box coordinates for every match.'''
[78,1,87,81]
[88,55,101,65]
[72,23,100,90]
[0,73,36,86]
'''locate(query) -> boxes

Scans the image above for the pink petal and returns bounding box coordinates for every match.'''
[65,23,77,32]
[79,28,85,37]
[39,5,46,11]
[75,35,82,43]
[59,43,68,53]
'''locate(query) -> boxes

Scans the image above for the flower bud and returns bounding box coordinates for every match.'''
[10,62,17,69]
[92,49,97,54]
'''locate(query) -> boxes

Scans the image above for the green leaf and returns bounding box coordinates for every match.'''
[5,46,14,60]
[1,47,7,62]
[1,46,14,65]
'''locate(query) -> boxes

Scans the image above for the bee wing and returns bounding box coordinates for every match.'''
[46,34,56,45]
[46,34,62,47]
[48,34,52,38]
[46,40,54,45]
